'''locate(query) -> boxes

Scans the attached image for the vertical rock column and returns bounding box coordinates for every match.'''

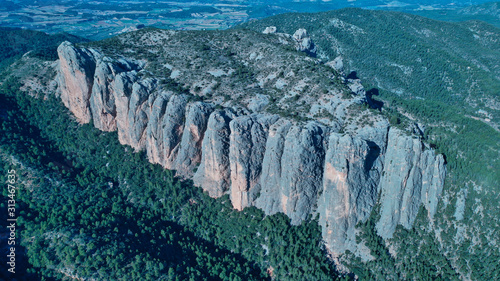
[376,128,445,238]
[90,59,119,131]
[159,95,188,169]
[174,102,215,177]
[318,133,380,255]
[229,115,279,211]
[112,71,139,146]
[56,41,97,123]
[193,110,235,197]
[255,119,293,214]
[275,122,328,224]
[126,79,157,150]
[420,153,446,217]
[146,92,171,165]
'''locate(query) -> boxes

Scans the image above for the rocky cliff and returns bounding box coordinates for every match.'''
[54,31,445,257]
[376,128,446,239]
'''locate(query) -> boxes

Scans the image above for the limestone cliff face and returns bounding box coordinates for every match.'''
[375,128,446,239]
[56,42,98,123]
[256,122,328,224]
[90,59,120,131]
[193,110,235,197]
[229,114,279,211]
[146,91,171,164]
[174,102,215,178]
[255,119,293,213]
[155,94,188,168]
[126,79,157,150]
[55,41,446,258]
[279,123,328,224]
[318,133,381,256]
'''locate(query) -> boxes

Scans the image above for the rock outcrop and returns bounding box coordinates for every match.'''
[56,42,98,123]
[318,133,380,255]
[263,26,277,34]
[292,28,316,54]
[174,102,214,177]
[126,79,157,150]
[157,94,188,169]
[193,110,235,197]
[326,56,344,74]
[375,128,446,239]
[277,123,328,224]
[146,91,171,164]
[255,119,293,214]
[55,41,446,258]
[90,58,120,131]
[229,114,279,211]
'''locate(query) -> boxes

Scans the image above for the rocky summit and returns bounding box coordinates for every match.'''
[54,27,445,257]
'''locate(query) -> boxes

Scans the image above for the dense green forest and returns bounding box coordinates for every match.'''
[0,76,343,280]
[0,27,87,72]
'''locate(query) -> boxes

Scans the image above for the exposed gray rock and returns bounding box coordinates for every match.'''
[56,41,97,123]
[318,133,380,256]
[420,149,446,217]
[282,122,328,224]
[159,95,188,169]
[354,120,390,182]
[354,120,390,154]
[54,41,447,258]
[255,119,293,214]
[326,56,344,73]
[293,28,316,54]
[146,91,172,165]
[229,114,279,210]
[174,102,214,177]
[347,79,365,96]
[247,94,270,112]
[126,79,157,150]
[376,128,446,238]
[263,26,277,34]
[113,71,139,146]
[86,55,145,134]
[258,122,328,224]
[193,110,235,197]
[90,59,119,131]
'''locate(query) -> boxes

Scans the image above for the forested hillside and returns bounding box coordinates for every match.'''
[411,2,500,28]
[0,27,86,72]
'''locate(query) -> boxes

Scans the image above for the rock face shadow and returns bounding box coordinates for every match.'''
[347,71,358,79]
[365,140,381,173]
[366,88,384,110]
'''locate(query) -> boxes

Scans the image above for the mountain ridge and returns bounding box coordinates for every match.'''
[2,7,499,279]
[52,27,446,258]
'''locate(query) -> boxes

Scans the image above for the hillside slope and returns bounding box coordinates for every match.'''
[0,27,86,71]
[239,8,500,125]
[240,8,500,280]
